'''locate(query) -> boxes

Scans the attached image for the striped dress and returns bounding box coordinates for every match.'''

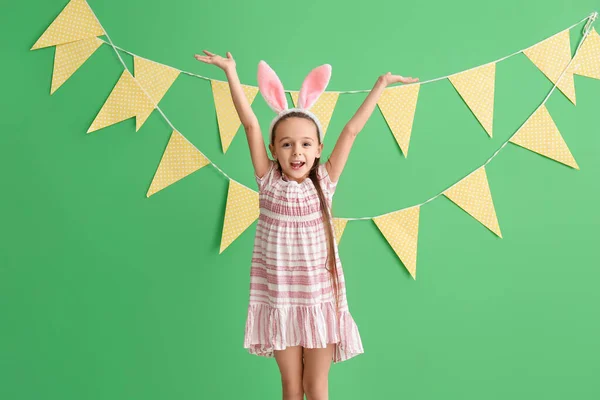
[244,160,364,363]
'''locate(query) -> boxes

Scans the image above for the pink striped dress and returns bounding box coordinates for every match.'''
[244,160,364,363]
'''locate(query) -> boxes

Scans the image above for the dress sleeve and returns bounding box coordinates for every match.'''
[317,163,338,198]
[255,160,276,192]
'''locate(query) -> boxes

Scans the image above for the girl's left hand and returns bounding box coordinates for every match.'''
[379,72,419,86]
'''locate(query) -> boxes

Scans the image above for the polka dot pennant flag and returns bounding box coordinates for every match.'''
[332,218,348,245]
[509,105,579,169]
[146,130,210,197]
[87,57,179,133]
[87,70,154,133]
[523,29,577,105]
[373,206,420,280]
[571,27,600,80]
[448,63,496,138]
[133,56,180,114]
[51,37,103,94]
[443,166,502,238]
[211,80,259,153]
[290,92,340,139]
[376,84,420,157]
[220,181,260,254]
[31,0,104,50]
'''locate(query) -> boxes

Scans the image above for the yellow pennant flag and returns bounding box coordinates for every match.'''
[220,181,260,253]
[147,130,210,197]
[87,70,154,133]
[448,63,496,137]
[290,92,340,139]
[88,57,179,133]
[509,105,579,169]
[443,166,502,238]
[31,0,104,50]
[332,218,349,245]
[211,80,259,153]
[523,29,577,105]
[373,206,420,279]
[51,37,103,94]
[572,27,600,80]
[133,56,180,125]
[376,84,420,157]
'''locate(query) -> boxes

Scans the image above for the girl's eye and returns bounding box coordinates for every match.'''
[282,143,290,148]
[303,143,311,147]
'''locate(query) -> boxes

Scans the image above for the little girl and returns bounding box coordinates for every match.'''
[195,50,418,400]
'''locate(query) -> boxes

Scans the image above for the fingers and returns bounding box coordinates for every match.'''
[203,50,215,56]
[194,55,214,64]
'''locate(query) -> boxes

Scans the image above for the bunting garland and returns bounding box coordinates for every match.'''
[31,1,599,278]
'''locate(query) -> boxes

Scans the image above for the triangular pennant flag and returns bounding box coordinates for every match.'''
[211,80,259,153]
[448,63,496,137]
[290,91,340,139]
[443,166,502,238]
[87,70,154,133]
[332,218,348,245]
[572,27,600,80]
[146,130,210,197]
[509,105,579,169]
[376,84,420,157]
[31,0,104,50]
[133,56,180,127]
[373,206,420,279]
[523,29,577,105]
[220,181,260,253]
[51,37,103,94]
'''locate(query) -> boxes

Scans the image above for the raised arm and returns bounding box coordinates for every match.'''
[195,51,270,179]
[326,72,419,183]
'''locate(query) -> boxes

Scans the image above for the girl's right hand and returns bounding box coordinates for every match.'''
[194,50,236,72]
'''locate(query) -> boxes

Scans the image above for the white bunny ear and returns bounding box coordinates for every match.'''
[257,60,288,113]
[297,64,332,110]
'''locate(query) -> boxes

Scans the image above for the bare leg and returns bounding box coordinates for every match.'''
[302,343,335,400]
[274,345,305,400]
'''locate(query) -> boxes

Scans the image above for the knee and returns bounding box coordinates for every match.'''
[282,378,304,400]
[302,378,328,399]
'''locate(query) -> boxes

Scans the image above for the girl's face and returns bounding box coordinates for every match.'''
[269,117,323,183]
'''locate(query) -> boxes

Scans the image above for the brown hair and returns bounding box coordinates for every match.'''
[271,111,340,314]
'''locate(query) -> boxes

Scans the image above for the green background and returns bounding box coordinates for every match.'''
[2,0,599,398]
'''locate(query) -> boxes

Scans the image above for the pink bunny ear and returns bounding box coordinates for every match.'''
[297,64,332,110]
[257,60,288,113]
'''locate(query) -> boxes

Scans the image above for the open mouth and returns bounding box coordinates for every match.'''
[290,161,305,170]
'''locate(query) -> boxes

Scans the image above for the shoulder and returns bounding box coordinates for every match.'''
[256,159,277,191]
[317,163,329,180]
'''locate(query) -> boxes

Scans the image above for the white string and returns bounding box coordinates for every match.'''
[97,14,592,94]
[90,10,596,214]
[342,11,597,221]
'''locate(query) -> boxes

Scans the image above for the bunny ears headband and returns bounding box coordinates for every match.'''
[257,60,332,143]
